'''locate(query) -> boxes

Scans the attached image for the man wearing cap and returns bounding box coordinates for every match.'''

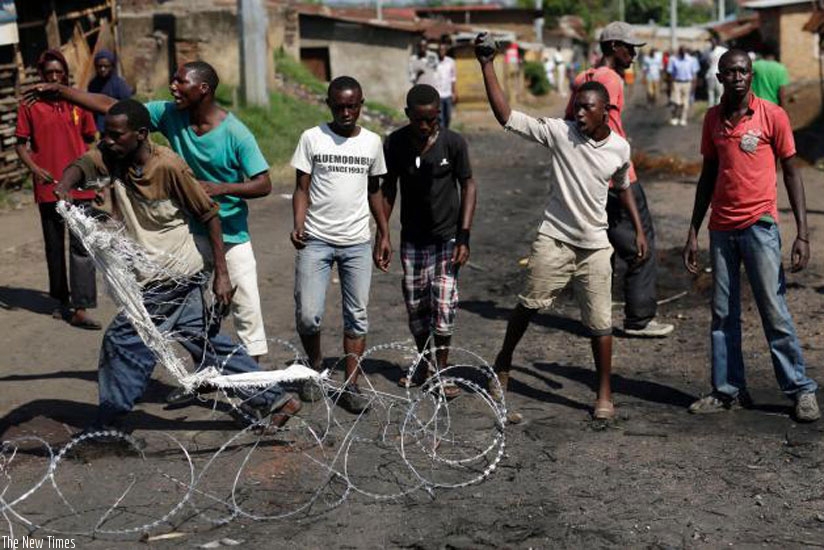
[565,21,674,338]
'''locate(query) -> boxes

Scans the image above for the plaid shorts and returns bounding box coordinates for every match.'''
[401,240,459,338]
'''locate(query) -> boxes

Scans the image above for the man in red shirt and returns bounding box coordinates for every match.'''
[15,49,100,328]
[565,22,674,338]
[683,49,819,422]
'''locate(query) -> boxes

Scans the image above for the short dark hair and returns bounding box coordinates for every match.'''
[108,99,151,130]
[719,49,751,71]
[600,41,616,56]
[577,80,610,106]
[328,76,362,97]
[406,84,440,108]
[762,40,779,59]
[182,61,220,93]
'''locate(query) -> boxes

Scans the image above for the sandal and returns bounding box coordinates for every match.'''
[397,366,431,388]
[69,314,102,330]
[438,380,461,400]
[593,400,615,420]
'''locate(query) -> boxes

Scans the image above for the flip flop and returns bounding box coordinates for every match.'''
[593,400,615,420]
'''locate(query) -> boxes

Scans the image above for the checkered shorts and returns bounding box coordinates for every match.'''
[401,240,459,338]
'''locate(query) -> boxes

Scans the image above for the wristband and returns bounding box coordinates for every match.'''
[797,236,810,244]
[456,229,470,247]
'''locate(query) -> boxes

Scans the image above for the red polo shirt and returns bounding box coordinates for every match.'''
[701,93,795,231]
[16,99,97,204]
[565,66,638,184]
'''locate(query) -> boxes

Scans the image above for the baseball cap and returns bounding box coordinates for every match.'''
[599,22,646,47]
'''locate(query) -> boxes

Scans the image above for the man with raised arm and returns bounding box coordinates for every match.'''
[476,34,648,420]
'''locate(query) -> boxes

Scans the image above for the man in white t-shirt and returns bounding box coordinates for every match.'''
[435,42,458,128]
[409,38,438,88]
[705,36,727,106]
[475,33,649,420]
[290,76,391,414]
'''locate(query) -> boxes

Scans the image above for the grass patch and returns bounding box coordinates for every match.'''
[274,49,326,96]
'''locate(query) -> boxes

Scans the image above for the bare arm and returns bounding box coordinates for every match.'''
[369,176,392,272]
[781,155,810,272]
[205,215,234,309]
[290,170,311,249]
[200,171,272,199]
[15,139,54,183]
[617,185,649,265]
[682,157,719,273]
[475,36,510,126]
[452,176,478,267]
[380,172,398,221]
[54,165,85,202]
[24,83,115,114]
[778,86,788,108]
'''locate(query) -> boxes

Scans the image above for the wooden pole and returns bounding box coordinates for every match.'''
[45,0,60,49]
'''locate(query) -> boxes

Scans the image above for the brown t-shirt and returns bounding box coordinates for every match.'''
[72,142,219,284]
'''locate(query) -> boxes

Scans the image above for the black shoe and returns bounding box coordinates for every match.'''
[165,384,216,408]
[337,383,370,414]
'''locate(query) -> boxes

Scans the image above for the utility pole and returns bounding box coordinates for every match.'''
[670,0,678,51]
[618,0,625,22]
[376,0,383,21]
[718,0,725,21]
[238,0,269,107]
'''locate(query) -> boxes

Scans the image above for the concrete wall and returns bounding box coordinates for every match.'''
[300,16,415,107]
[119,5,289,96]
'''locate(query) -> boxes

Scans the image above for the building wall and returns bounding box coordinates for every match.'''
[300,16,415,107]
[119,6,287,96]
[779,5,819,82]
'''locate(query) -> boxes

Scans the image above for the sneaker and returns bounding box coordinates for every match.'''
[679,119,688,126]
[669,118,678,126]
[298,379,325,403]
[337,383,370,414]
[623,320,675,338]
[688,390,751,414]
[795,392,821,422]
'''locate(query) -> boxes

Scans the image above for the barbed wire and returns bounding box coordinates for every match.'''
[0,203,509,541]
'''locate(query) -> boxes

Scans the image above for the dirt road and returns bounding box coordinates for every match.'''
[2,96,824,548]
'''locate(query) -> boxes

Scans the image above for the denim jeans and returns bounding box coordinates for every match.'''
[440,97,453,129]
[97,279,284,425]
[710,222,817,398]
[294,238,372,338]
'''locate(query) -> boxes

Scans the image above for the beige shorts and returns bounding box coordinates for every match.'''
[518,233,613,336]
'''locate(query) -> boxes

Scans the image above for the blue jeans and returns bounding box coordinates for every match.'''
[97,279,284,425]
[440,97,453,129]
[294,238,372,338]
[710,222,817,398]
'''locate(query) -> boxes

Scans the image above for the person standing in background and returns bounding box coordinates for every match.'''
[15,49,100,330]
[434,40,458,128]
[87,49,133,132]
[751,42,790,107]
[705,36,727,107]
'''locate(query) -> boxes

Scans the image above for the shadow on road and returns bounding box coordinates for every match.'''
[460,300,590,337]
[0,286,56,315]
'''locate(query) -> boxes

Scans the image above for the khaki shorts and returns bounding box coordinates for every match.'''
[518,233,613,336]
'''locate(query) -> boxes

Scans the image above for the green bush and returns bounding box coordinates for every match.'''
[523,61,551,96]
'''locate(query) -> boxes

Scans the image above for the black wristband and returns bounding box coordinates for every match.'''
[797,236,810,244]
[456,229,470,247]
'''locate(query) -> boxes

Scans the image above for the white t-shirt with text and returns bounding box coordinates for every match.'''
[291,124,387,246]
[505,111,631,249]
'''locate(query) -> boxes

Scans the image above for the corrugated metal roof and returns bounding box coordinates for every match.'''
[743,0,809,9]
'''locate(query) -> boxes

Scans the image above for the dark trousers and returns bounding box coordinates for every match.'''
[606,182,657,329]
[38,200,97,309]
